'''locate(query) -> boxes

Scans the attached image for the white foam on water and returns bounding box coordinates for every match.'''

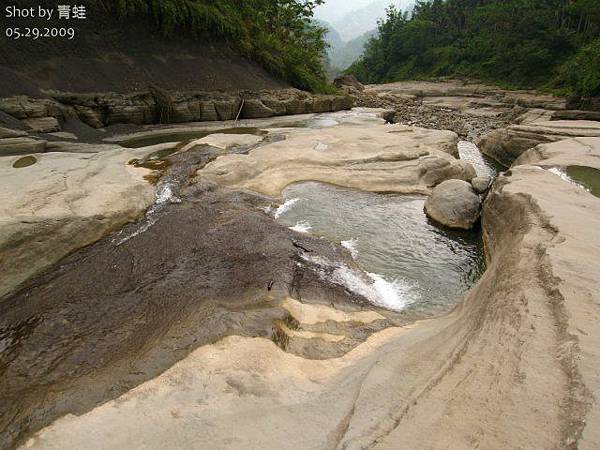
[310,118,339,128]
[314,142,329,151]
[457,140,494,177]
[113,182,180,246]
[546,167,591,192]
[274,198,299,219]
[547,167,591,193]
[341,238,359,260]
[155,184,181,205]
[289,221,312,233]
[548,167,571,182]
[301,253,416,311]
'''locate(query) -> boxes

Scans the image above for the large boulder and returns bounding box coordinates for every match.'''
[424,179,482,229]
[334,74,365,91]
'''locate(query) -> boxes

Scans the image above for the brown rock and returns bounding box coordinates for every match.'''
[333,74,364,91]
[0,137,46,156]
[74,106,105,128]
[0,126,27,139]
[241,99,275,119]
[23,117,60,133]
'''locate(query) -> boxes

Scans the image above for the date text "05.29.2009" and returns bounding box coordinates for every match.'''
[5,27,75,40]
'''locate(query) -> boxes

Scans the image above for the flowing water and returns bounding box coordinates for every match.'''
[121,125,492,315]
[458,140,505,177]
[275,182,485,314]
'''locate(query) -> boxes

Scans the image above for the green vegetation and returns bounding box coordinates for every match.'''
[91,0,332,92]
[347,0,600,97]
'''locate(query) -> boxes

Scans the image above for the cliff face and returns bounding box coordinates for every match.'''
[0,12,288,97]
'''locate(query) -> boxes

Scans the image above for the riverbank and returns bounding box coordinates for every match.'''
[1,81,599,449]
[16,136,600,449]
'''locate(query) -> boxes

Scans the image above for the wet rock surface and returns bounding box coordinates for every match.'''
[0,147,155,299]
[0,144,406,449]
[18,137,600,450]
[3,85,600,450]
[2,110,468,448]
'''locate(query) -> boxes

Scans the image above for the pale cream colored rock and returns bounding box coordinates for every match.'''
[480,120,600,166]
[367,80,567,110]
[513,108,555,124]
[104,108,395,147]
[366,80,505,97]
[197,123,472,197]
[281,297,385,325]
[471,175,492,193]
[0,147,156,297]
[21,138,600,450]
[515,136,600,169]
[179,133,263,152]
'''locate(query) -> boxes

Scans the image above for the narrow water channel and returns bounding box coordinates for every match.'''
[458,140,504,177]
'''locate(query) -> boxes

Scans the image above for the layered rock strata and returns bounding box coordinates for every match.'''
[0,89,353,136]
[479,120,600,166]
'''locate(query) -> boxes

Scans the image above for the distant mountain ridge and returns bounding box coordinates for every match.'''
[323,23,375,71]
[317,0,414,41]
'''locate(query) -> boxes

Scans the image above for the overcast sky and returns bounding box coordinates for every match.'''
[314,0,414,24]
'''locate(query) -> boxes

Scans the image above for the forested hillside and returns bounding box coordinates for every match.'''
[3,0,331,92]
[348,0,600,97]
[98,0,331,92]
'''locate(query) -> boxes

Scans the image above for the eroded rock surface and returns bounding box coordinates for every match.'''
[0,89,354,132]
[198,122,472,197]
[4,107,600,450]
[19,137,600,450]
[0,137,46,156]
[479,120,600,166]
[366,80,567,110]
[0,148,155,298]
[424,179,481,229]
[0,109,478,448]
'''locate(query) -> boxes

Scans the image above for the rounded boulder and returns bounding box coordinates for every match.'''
[425,179,482,229]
